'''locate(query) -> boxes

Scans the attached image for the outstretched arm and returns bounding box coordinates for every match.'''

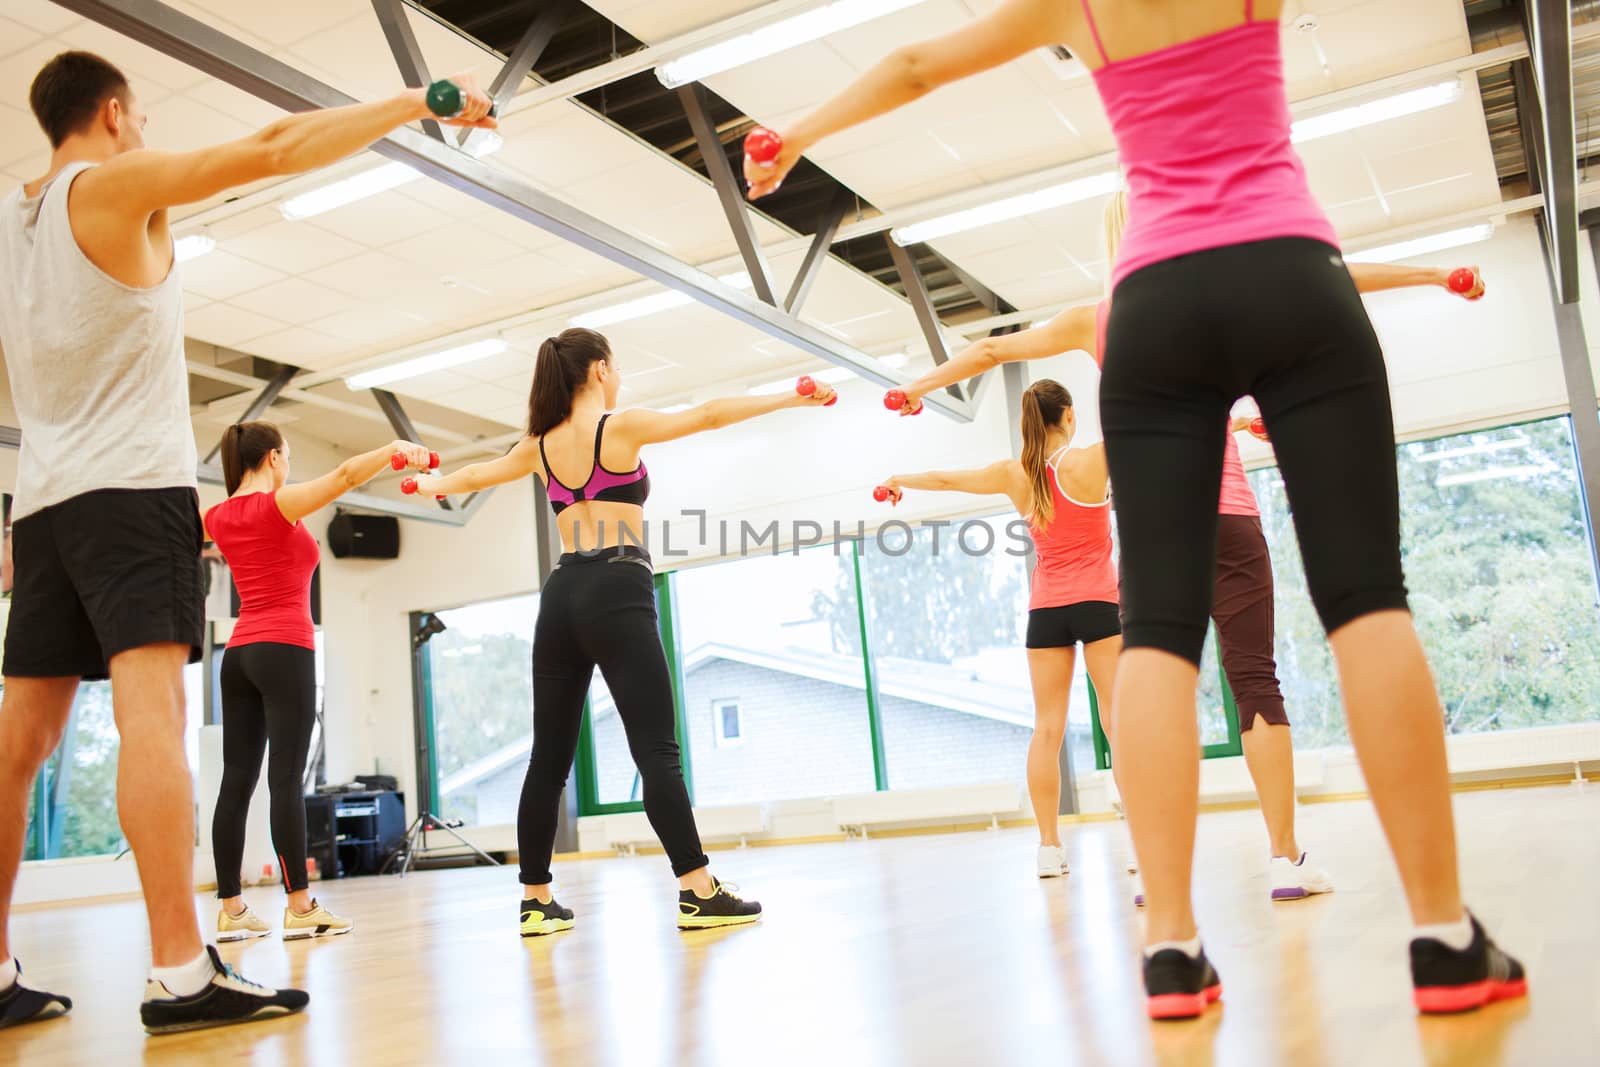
[877,460,1020,504]
[608,381,837,447]
[415,438,541,498]
[897,305,1097,413]
[275,440,434,523]
[745,0,1065,198]
[81,75,495,216]
[1349,263,1482,300]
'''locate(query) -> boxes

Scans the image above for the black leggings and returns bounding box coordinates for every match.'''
[1100,237,1409,665]
[518,547,707,884]
[213,642,317,898]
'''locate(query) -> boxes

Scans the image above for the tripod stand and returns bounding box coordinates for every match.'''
[383,812,500,877]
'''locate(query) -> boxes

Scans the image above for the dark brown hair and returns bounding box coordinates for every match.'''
[218,421,284,495]
[29,51,130,148]
[528,328,612,436]
[1020,380,1073,526]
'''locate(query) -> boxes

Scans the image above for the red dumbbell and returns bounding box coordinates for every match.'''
[884,389,922,415]
[745,127,782,165]
[1249,417,1267,438]
[1447,267,1482,299]
[796,375,837,406]
[400,477,445,501]
[873,486,891,503]
[391,450,440,471]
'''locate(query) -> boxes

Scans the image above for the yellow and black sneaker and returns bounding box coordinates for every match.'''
[520,897,575,937]
[677,879,762,931]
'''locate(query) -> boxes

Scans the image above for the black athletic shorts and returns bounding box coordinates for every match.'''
[1025,600,1122,649]
[3,488,204,681]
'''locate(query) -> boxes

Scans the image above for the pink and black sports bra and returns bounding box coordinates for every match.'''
[1082,1,1338,287]
[539,413,650,516]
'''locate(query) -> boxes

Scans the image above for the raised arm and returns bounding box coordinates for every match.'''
[79,76,494,216]
[878,460,1023,506]
[1349,263,1482,300]
[606,381,837,448]
[745,0,1065,198]
[898,305,1098,414]
[274,440,433,524]
[415,437,543,498]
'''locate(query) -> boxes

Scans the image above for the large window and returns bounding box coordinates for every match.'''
[425,594,538,827]
[671,547,879,806]
[859,517,1071,790]
[1252,416,1600,747]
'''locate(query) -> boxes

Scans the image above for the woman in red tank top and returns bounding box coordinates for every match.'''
[203,423,433,944]
[877,380,1119,879]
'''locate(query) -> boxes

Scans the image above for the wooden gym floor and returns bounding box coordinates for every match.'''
[4,785,1596,1067]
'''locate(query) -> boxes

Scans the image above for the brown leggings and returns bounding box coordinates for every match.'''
[1213,514,1289,732]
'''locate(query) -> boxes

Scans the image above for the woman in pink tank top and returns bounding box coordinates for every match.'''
[876,380,1119,880]
[750,0,1522,1022]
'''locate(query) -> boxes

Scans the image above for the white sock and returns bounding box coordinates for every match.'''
[0,956,16,988]
[1145,934,1203,960]
[1413,914,1474,952]
[150,950,215,998]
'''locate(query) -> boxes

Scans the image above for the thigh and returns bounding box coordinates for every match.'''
[245,645,317,760]
[219,646,268,766]
[585,563,678,746]
[530,572,595,769]
[1233,244,1407,632]
[3,509,105,680]
[1026,647,1077,730]
[1101,272,1234,663]
[58,489,204,666]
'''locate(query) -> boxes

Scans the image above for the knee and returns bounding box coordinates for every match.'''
[1031,721,1065,749]
[0,720,62,775]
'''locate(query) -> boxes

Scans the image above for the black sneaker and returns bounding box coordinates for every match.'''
[1144,945,1223,1020]
[140,945,308,1035]
[1411,914,1527,1014]
[520,897,575,937]
[0,961,71,1028]
[677,879,762,930]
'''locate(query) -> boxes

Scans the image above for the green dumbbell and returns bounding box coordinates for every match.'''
[425,79,498,120]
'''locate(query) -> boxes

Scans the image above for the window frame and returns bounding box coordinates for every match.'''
[710,698,745,747]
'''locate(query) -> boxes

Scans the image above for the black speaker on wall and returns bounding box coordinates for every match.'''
[328,513,400,559]
[231,565,321,623]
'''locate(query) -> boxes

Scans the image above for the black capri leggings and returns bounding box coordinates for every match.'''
[1100,237,1409,665]
[518,546,707,885]
[213,642,317,898]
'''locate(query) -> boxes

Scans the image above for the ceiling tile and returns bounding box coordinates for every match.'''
[306,190,453,248]
[228,276,361,325]
[236,326,349,365]
[180,250,287,301]
[0,18,43,60]
[224,220,366,275]
[4,0,81,37]
[183,302,289,347]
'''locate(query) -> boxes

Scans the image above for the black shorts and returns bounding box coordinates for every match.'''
[1025,601,1122,649]
[4,488,204,681]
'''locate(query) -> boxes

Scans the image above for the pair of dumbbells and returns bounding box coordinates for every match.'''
[393,450,443,499]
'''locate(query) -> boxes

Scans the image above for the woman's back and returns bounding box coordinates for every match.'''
[537,409,651,553]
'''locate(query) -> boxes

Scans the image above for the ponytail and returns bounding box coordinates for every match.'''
[1020,380,1072,527]
[528,327,612,436]
[1102,188,1127,299]
[218,420,284,494]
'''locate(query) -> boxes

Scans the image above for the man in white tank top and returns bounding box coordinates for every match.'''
[0,50,493,1034]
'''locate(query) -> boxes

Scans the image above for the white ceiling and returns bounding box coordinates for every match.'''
[0,0,1543,464]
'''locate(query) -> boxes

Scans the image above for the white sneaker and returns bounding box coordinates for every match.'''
[1036,845,1068,878]
[1269,851,1334,901]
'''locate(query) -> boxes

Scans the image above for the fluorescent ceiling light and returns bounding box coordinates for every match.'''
[174,233,215,263]
[890,170,1122,246]
[657,0,929,89]
[571,272,751,329]
[1291,80,1460,144]
[655,403,693,414]
[1345,224,1493,264]
[345,338,509,390]
[878,352,910,368]
[1436,463,1555,488]
[1417,434,1529,464]
[746,362,884,395]
[282,134,503,221]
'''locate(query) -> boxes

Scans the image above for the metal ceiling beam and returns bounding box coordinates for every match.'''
[677,83,777,306]
[202,363,298,464]
[886,238,964,402]
[470,0,571,151]
[1525,0,1579,303]
[56,0,972,421]
[373,387,456,510]
[785,188,853,315]
[372,0,444,143]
